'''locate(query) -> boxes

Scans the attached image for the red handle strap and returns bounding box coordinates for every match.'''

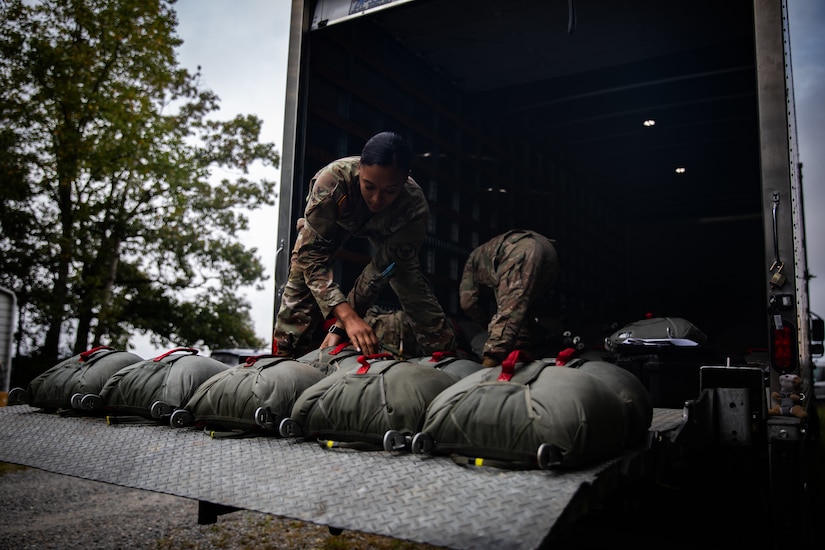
[429,350,456,362]
[330,342,352,355]
[497,350,532,381]
[555,347,578,366]
[79,345,115,362]
[244,354,281,367]
[153,347,199,362]
[356,353,394,374]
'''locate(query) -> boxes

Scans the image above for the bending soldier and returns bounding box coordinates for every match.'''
[274,131,455,357]
[460,229,559,367]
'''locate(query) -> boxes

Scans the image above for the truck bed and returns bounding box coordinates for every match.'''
[0,405,685,550]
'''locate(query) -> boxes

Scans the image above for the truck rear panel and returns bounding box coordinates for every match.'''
[274,4,820,543]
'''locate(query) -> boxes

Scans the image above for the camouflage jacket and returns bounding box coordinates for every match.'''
[459,229,556,326]
[295,156,432,318]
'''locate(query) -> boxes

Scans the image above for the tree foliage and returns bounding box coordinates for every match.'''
[0,0,278,361]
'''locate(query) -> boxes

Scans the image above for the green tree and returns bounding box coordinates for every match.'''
[0,0,278,362]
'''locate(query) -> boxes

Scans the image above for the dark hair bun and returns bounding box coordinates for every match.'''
[361,132,412,172]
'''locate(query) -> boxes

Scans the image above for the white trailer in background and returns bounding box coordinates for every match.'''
[0,286,16,394]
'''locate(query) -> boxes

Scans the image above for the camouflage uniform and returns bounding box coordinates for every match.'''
[459,230,558,366]
[274,157,455,356]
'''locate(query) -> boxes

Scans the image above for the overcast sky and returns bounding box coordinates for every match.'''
[788,0,825,326]
[141,0,825,358]
[166,0,289,356]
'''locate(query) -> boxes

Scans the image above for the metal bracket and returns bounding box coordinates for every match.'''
[198,501,240,525]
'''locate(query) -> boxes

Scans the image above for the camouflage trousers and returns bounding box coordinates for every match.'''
[272,271,327,357]
[273,266,456,357]
[483,237,559,363]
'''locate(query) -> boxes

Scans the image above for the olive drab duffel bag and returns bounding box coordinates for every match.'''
[6,346,143,412]
[279,352,457,452]
[407,350,483,382]
[77,348,230,422]
[411,350,653,469]
[564,357,653,447]
[295,342,365,376]
[169,354,326,435]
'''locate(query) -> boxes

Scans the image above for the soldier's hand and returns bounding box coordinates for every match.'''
[331,302,380,355]
[320,331,342,349]
[342,317,379,355]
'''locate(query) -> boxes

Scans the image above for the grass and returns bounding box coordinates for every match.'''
[0,462,28,476]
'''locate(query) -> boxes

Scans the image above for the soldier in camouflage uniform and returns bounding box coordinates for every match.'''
[460,229,558,367]
[274,132,455,357]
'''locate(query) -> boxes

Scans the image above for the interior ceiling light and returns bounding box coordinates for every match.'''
[643,119,656,127]
[485,187,508,194]
[675,167,686,174]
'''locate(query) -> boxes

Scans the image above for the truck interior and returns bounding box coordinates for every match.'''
[293,0,773,360]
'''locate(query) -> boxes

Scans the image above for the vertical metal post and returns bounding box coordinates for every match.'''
[272,0,312,347]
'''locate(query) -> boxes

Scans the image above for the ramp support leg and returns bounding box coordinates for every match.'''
[198,500,240,524]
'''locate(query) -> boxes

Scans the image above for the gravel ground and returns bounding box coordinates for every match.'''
[0,464,441,550]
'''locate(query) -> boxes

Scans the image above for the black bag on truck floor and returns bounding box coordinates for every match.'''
[605,317,721,408]
[170,354,326,436]
[78,348,230,422]
[6,346,143,412]
[411,350,653,469]
[279,352,457,452]
[604,316,708,352]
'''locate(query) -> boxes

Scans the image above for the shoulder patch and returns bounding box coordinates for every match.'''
[395,243,417,261]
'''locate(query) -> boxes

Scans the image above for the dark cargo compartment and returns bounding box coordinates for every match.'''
[610,346,726,408]
[290,0,768,360]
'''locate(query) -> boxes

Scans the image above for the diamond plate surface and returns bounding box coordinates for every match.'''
[0,406,679,549]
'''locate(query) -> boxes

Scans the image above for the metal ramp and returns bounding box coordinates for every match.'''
[0,406,683,549]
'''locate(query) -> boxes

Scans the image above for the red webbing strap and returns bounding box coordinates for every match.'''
[153,347,198,362]
[429,350,456,362]
[330,342,352,355]
[555,347,578,366]
[498,350,530,381]
[244,354,282,367]
[79,345,114,362]
[355,353,394,374]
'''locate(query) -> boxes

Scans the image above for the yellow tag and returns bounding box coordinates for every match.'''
[474,458,484,467]
[327,440,335,448]
[105,416,112,426]
[209,431,215,439]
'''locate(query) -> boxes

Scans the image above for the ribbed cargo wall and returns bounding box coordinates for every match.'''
[296,19,623,340]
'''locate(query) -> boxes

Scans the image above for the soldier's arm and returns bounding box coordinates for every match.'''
[371,202,456,353]
[459,255,486,326]
[325,301,380,355]
[347,187,427,315]
[299,173,350,318]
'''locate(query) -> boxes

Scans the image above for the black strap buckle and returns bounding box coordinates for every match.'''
[328,325,348,338]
